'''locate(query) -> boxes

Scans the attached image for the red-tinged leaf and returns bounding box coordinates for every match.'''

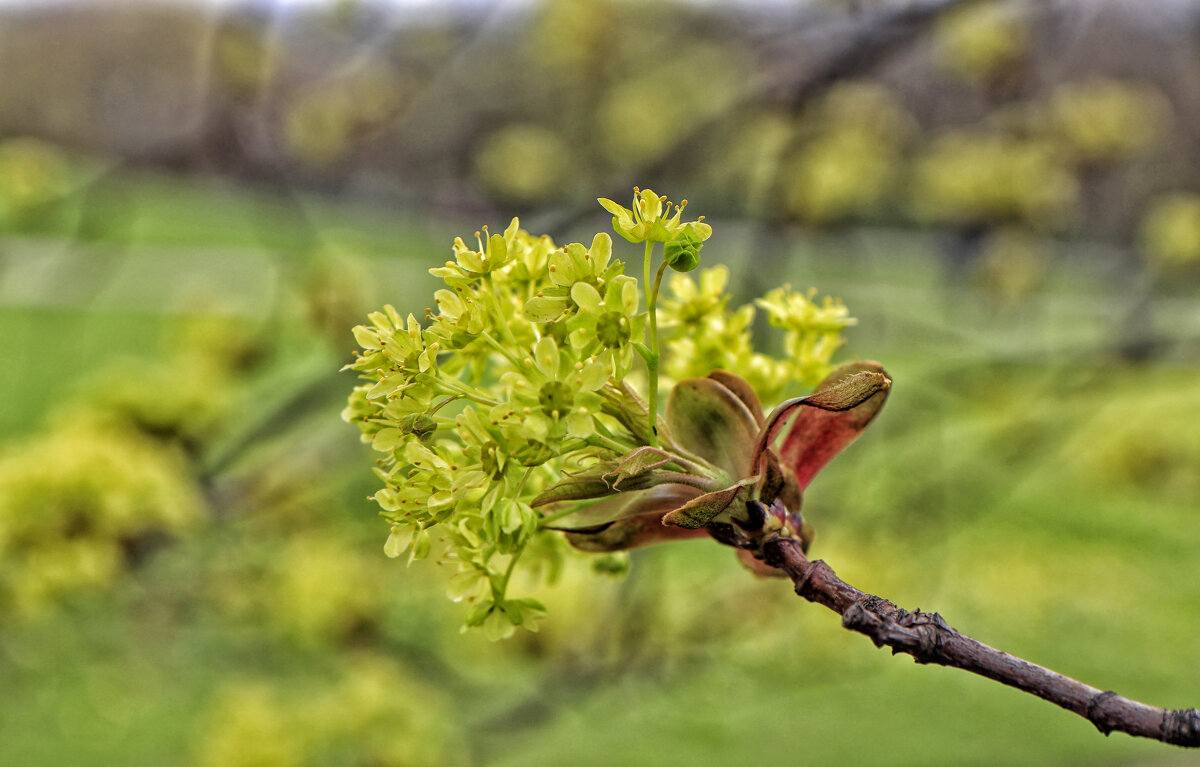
[757,447,800,514]
[666,377,760,478]
[561,508,710,552]
[752,361,891,490]
[551,484,709,552]
[782,362,890,488]
[749,363,889,476]
[705,370,765,425]
[564,509,711,552]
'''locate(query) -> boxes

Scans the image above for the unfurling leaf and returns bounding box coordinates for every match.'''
[704,370,765,424]
[552,485,708,552]
[564,509,711,552]
[543,481,701,531]
[530,474,616,506]
[661,476,758,529]
[666,377,760,478]
[753,361,891,489]
[530,451,710,507]
[603,446,676,489]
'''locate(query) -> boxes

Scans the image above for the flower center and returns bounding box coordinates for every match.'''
[596,311,630,348]
[538,381,574,417]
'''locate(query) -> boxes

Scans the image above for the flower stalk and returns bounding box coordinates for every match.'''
[643,241,661,445]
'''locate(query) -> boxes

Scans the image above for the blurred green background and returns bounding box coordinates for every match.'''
[1,0,1199,765]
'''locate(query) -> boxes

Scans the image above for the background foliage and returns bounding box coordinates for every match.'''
[1,0,1198,765]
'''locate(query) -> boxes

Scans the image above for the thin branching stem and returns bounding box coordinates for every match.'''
[759,536,1200,748]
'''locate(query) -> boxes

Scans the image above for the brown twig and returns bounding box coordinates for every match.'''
[759,535,1200,747]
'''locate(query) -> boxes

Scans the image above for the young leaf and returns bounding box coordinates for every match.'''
[530,459,712,508]
[530,474,616,507]
[602,446,677,489]
[705,370,765,425]
[661,476,758,529]
[753,361,891,490]
[665,377,760,478]
[544,483,701,535]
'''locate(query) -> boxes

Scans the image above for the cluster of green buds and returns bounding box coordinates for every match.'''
[343,188,888,638]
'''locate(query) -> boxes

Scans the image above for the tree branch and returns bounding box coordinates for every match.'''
[759,536,1200,748]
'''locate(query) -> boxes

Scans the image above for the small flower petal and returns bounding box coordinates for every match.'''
[533,336,559,380]
[571,281,603,314]
[576,360,610,391]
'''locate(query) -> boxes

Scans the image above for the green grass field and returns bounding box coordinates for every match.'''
[1,170,1197,766]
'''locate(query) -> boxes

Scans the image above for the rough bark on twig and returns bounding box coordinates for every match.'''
[759,536,1200,748]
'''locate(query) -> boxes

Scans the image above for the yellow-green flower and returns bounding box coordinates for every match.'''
[660,265,729,326]
[757,286,855,387]
[598,187,712,244]
[757,286,853,335]
[429,219,516,286]
[503,225,557,285]
[566,274,643,377]
[549,232,614,286]
[500,336,608,442]
[523,233,623,322]
[372,438,460,530]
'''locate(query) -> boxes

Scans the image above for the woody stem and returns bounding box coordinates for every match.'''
[759,536,1200,747]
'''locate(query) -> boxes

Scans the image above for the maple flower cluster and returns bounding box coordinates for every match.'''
[343,189,857,638]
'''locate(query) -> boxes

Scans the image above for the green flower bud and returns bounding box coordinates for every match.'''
[513,440,555,466]
[400,413,437,440]
[664,228,705,272]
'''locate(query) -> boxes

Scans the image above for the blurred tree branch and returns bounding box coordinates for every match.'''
[539,0,973,235]
[759,536,1200,747]
[763,0,976,113]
